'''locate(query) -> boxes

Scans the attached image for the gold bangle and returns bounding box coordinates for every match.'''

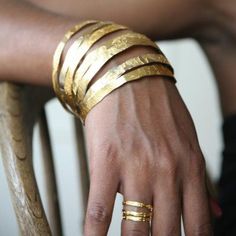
[83,53,174,102]
[52,20,98,109]
[52,21,176,124]
[62,23,128,109]
[60,21,110,110]
[59,21,109,86]
[78,64,174,121]
[72,32,160,103]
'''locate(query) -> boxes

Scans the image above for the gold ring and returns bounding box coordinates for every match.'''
[122,210,152,217]
[123,200,153,211]
[122,200,153,222]
[122,215,152,222]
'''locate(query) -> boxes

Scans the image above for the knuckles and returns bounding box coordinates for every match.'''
[156,151,179,176]
[187,150,206,181]
[86,202,111,224]
[88,140,121,178]
[88,133,207,183]
[154,142,206,181]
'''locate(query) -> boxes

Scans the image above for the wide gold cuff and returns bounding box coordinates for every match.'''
[52,20,176,124]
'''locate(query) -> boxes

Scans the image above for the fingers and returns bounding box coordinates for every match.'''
[84,166,119,236]
[182,155,213,236]
[121,172,153,236]
[151,167,182,236]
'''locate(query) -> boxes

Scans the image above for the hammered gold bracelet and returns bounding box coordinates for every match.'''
[52,20,98,111]
[52,20,176,124]
[72,32,160,103]
[62,22,128,106]
[83,53,173,101]
[78,64,174,120]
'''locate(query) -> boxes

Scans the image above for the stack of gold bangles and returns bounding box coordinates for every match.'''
[122,200,153,222]
[52,20,175,124]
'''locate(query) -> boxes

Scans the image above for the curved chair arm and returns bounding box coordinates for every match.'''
[0,82,53,235]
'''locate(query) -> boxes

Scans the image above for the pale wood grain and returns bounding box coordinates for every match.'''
[0,82,52,235]
[0,81,91,235]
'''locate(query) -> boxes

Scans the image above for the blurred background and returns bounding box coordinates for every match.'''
[0,39,223,235]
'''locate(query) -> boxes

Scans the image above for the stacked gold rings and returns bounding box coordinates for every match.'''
[122,200,153,222]
[52,20,176,123]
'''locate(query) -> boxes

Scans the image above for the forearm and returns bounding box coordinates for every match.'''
[0,0,166,87]
[26,0,206,40]
[0,0,163,86]
[0,0,77,85]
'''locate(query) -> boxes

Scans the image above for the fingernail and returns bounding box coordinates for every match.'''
[210,199,222,218]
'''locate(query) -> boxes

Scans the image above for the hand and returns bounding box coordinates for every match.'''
[83,66,213,235]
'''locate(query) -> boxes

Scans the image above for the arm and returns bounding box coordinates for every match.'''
[0,1,213,235]
[0,0,78,85]
[0,0,211,85]
[26,0,207,40]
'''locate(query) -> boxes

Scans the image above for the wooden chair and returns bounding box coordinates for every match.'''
[0,82,90,235]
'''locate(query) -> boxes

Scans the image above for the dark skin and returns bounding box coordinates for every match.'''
[1,0,235,235]
[27,0,236,116]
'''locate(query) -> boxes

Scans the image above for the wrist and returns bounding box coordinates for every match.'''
[51,20,175,123]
